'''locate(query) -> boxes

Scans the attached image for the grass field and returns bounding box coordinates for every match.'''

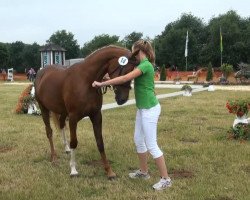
[0,83,249,200]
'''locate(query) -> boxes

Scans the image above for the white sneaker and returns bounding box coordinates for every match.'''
[152,177,172,190]
[129,169,150,180]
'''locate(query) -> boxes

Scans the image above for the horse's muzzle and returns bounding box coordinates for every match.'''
[115,97,127,105]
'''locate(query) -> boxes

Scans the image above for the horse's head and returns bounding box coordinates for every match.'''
[107,49,139,105]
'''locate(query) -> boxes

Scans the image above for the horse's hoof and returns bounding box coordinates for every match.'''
[108,176,116,181]
[70,169,79,177]
[65,146,71,154]
[50,156,58,166]
[70,173,79,178]
[65,150,71,154]
[51,159,59,166]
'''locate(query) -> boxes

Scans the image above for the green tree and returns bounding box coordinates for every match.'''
[160,65,166,81]
[7,41,25,72]
[47,30,80,59]
[244,18,250,63]
[155,13,205,70]
[220,63,233,80]
[121,32,143,50]
[22,43,41,71]
[81,34,120,57]
[0,43,9,69]
[206,10,249,67]
[206,62,213,81]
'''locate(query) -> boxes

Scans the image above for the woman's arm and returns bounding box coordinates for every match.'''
[92,68,142,87]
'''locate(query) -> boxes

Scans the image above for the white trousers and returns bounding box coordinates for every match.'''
[134,103,163,159]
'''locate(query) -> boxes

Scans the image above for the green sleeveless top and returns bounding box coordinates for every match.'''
[134,58,158,109]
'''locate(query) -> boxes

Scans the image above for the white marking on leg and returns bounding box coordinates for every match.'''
[70,149,78,176]
[61,128,70,153]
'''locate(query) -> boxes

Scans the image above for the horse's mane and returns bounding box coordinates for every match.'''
[85,45,129,60]
[69,45,129,68]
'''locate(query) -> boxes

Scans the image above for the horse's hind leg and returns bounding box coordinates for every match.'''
[59,114,70,153]
[90,111,116,179]
[68,115,79,176]
[40,105,57,163]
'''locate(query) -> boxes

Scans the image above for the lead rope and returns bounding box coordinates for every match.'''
[96,64,121,95]
[98,85,113,95]
[96,55,129,95]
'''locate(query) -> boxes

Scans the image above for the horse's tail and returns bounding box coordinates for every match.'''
[34,69,45,89]
[51,112,60,129]
[34,69,47,102]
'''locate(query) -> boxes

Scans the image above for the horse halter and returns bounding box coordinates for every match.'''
[110,56,133,89]
[98,56,133,95]
[108,56,130,77]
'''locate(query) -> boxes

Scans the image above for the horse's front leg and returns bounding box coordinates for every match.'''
[90,111,116,179]
[68,115,79,176]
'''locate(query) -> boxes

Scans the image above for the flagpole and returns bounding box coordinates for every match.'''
[220,48,222,67]
[185,31,188,71]
[186,56,187,71]
[220,27,223,67]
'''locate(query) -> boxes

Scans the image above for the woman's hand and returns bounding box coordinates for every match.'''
[92,81,103,88]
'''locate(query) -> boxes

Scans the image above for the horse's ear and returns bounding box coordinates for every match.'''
[128,50,140,66]
[131,49,140,58]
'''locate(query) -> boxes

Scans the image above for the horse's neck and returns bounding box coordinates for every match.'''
[87,53,111,80]
[77,48,124,81]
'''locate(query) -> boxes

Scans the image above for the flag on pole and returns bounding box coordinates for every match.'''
[185,31,188,57]
[220,27,223,52]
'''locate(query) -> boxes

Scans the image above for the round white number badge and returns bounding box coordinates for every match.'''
[118,56,128,66]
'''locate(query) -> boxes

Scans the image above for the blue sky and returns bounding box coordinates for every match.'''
[0,0,249,46]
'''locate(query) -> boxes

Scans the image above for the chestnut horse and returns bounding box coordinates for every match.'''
[35,45,138,179]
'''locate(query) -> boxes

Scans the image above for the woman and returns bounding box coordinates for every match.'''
[92,40,172,190]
